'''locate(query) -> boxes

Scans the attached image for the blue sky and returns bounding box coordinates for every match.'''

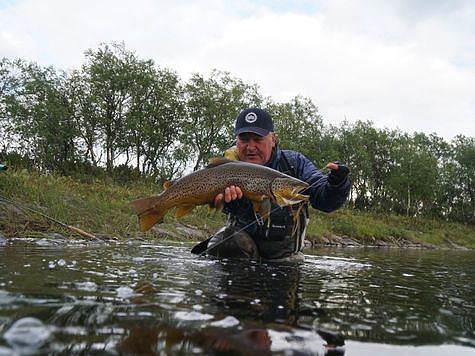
[1,0,474,141]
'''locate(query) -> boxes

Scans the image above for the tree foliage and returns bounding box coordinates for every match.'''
[0,43,474,223]
[268,95,323,161]
[1,60,77,173]
[183,70,262,170]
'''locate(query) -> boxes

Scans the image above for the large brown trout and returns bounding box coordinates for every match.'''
[131,158,309,232]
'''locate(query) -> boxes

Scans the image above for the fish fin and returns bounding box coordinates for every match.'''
[206,157,236,168]
[137,210,167,232]
[259,198,272,219]
[245,191,268,201]
[274,190,309,207]
[246,192,272,218]
[251,198,272,220]
[163,180,173,190]
[274,193,287,207]
[130,196,167,231]
[175,204,196,218]
[130,196,161,215]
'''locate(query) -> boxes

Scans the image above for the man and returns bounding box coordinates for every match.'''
[192,108,351,261]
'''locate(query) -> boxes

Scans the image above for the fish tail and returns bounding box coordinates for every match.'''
[130,197,168,232]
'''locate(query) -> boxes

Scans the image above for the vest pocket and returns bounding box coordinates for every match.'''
[266,206,293,240]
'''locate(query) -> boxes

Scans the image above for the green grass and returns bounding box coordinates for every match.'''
[306,209,475,249]
[0,168,474,248]
[0,168,225,240]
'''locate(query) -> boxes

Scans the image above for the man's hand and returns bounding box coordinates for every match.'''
[326,162,350,185]
[214,185,243,207]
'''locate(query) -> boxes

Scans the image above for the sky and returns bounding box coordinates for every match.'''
[1,0,474,141]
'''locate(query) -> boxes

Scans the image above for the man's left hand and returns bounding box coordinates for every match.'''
[214,185,243,207]
[326,162,349,185]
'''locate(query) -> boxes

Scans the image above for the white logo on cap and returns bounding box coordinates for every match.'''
[245,112,257,123]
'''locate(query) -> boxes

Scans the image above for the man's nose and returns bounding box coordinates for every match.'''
[246,139,258,149]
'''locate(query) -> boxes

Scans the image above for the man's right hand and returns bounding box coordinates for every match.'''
[326,162,350,186]
[214,185,243,207]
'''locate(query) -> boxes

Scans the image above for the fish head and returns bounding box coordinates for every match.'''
[271,176,309,206]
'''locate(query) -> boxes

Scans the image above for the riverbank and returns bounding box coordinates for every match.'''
[0,168,473,249]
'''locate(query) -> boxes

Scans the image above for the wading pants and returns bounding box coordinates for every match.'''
[207,226,260,260]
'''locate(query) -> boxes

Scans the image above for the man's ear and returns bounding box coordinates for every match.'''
[271,132,276,147]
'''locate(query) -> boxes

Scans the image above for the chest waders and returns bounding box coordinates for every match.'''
[196,150,310,260]
[239,152,310,259]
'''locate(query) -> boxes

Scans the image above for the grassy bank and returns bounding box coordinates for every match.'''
[0,168,474,249]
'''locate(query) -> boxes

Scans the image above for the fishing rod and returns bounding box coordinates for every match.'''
[197,165,337,257]
[197,198,307,257]
[0,194,97,240]
[197,212,275,257]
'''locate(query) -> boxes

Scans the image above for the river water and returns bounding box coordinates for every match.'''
[0,238,473,355]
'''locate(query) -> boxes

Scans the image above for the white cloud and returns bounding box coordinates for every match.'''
[1,0,474,140]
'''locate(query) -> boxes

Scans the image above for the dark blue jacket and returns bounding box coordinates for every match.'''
[223,147,351,258]
[268,148,351,212]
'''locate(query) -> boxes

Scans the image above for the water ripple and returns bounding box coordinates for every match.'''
[0,241,473,355]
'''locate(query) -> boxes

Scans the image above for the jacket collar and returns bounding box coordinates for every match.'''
[265,146,281,170]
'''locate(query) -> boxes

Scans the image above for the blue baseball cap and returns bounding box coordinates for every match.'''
[234,108,274,136]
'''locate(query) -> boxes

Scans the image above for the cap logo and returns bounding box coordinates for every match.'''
[245,112,257,123]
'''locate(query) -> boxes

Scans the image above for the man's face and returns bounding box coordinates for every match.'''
[236,132,276,165]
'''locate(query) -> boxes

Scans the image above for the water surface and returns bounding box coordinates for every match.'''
[0,238,473,355]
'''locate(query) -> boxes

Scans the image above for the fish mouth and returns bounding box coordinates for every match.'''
[279,189,309,205]
[291,184,308,195]
[272,179,309,206]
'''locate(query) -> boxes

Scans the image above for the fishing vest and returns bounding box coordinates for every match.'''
[224,147,310,259]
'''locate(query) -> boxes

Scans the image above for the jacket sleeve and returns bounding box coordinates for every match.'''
[293,152,351,212]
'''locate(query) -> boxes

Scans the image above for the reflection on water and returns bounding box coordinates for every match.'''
[0,238,474,355]
[303,249,475,348]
